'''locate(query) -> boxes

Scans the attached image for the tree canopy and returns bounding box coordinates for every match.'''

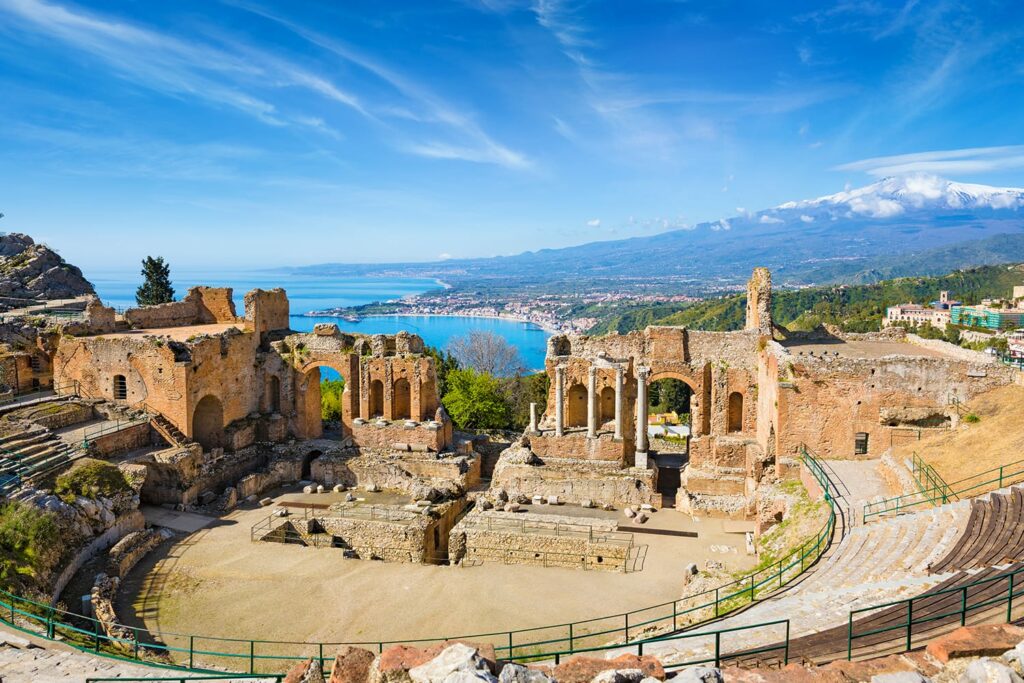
[442,368,512,429]
[447,331,526,377]
[136,256,175,306]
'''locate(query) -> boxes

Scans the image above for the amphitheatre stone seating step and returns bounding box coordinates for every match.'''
[638,501,972,666]
[929,485,1024,574]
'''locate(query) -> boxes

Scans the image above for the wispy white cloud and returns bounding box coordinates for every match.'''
[230,2,530,169]
[586,218,600,227]
[836,145,1024,177]
[0,0,368,133]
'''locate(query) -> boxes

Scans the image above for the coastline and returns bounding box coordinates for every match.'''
[304,310,562,335]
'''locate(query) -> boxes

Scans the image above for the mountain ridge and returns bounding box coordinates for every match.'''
[294,175,1024,290]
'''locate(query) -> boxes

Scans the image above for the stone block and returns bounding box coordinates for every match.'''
[503,503,521,513]
[581,499,595,508]
[552,654,664,683]
[962,658,1022,683]
[329,645,376,683]
[304,486,314,494]
[259,497,273,506]
[317,485,325,494]
[624,507,636,518]
[334,484,346,493]
[674,667,722,683]
[546,495,561,505]
[927,625,1024,663]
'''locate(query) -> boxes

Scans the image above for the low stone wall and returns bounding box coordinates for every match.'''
[50,510,145,602]
[24,401,95,430]
[349,421,448,453]
[491,460,658,508]
[311,450,479,499]
[105,527,174,578]
[89,422,153,458]
[123,286,238,329]
[906,334,998,364]
[529,431,629,464]
[449,509,633,572]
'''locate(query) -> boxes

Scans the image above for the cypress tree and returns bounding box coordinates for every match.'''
[135,256,175,306]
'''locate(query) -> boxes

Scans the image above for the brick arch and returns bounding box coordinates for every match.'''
[192,394,224,451]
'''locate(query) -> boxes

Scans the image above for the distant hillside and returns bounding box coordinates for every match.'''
[589,263,1024,334]
[0,233,94,303]
[294,175,1024,292]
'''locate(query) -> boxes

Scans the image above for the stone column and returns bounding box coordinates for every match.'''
[635,366,650,468]
[614,366,624,440]
[529,402,538,433]
[555,365,565,437]
[587,366,598,438]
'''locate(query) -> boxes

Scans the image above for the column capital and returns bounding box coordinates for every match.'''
[636,365,651,381]
[588,365,598,378]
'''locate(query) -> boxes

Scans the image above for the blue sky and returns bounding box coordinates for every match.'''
[0,0,1022,270]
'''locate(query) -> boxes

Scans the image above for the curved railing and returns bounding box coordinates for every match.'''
[0,449,836,673]
[863,454,1024,523]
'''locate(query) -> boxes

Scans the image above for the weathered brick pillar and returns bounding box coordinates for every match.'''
[587,366,597,438]
[555,364,565,437]
[614,366,624,440]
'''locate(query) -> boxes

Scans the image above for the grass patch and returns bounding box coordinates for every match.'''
[0,500,60,595]
[963,412,980,423]
[54,458,131,502]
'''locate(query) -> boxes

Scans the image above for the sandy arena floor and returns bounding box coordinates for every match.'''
[117,488,755,662]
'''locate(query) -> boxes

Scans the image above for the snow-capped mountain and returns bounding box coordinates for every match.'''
[302,175,1024,289]
[774,175,1024,219]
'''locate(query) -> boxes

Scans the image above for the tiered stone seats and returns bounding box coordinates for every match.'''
[929,487,1024,573]
[644,502,972,667]
[0,426,81,496]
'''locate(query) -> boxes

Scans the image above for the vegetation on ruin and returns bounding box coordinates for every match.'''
[0,500,60,595]
[136,255,175,306]
[589,263,1024,336]
[54,458,132,502]
[320,379,345,423]
[442,368,512,429]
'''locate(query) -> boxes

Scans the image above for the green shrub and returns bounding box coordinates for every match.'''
[963,412,981,423]
[54,458,131,502]
[442,368,512,429]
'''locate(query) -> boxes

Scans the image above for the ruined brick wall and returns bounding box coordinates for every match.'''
[491,459,658,507]
[745,267,772,336]
[282,327,449,450]
[191,286,238,323]
[540,326,760,464]
[123,287,237,329]
[184,329,262,444]
[450,509,632,571]
[244,288,289,337]
[54,336,190,429]
[773,347,1017,459]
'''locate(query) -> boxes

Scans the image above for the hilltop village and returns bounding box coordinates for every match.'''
[1,234,1024,681]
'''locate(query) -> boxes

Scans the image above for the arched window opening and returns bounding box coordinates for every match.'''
[113,375,127,401]
[369,379,385,418]
[727,392,744,433]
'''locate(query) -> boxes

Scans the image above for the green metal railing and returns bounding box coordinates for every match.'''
[863,454,1024,523]
[0,582,791,672]
[846,563,1024,660]
[911,454,956,504]
[999,354,1024,370]
[81,416,151,447]
[0,447,835,673]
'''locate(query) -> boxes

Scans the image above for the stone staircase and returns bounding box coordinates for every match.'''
[0,426,83,495]
[148,411,191,448]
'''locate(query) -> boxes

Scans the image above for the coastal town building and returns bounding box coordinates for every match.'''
[883,290,960,330]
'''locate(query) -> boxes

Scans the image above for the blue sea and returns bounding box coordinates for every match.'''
[88,270,551,374]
